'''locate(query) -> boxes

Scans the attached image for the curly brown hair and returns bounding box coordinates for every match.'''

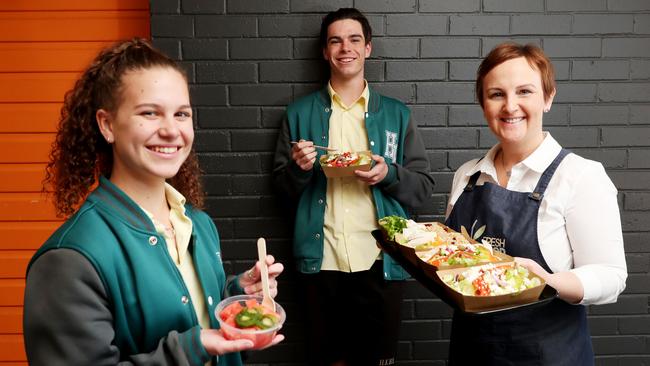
[44,38,204,217]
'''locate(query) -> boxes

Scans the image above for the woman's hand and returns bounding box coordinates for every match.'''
[238,255,284,298]
[200,329,254,355]
[514,257,550,282]
[514,256,584,304]
[200,329,285,355]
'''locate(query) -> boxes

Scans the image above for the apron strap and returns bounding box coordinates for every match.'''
[463,157,484,191]
[464,171,482,191]
[529,149,571,201]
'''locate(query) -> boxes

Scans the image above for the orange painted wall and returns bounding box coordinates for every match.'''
[0,1,149,363]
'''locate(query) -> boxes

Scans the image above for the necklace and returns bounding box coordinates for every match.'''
[163,223,176,237]
[156,218,176,238]
[498,151,512,178]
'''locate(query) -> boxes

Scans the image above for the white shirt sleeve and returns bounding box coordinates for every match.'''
[564,161,627,305]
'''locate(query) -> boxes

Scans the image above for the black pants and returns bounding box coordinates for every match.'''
[300,261,404,366]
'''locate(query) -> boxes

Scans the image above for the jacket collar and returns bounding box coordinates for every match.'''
[89,176,157,232]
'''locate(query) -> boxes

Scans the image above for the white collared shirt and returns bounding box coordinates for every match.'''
[446,133,627,305]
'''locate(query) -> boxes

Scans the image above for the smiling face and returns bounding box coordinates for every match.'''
[482,57,555,153]
[97,66,193,186]
[323,18,371,84]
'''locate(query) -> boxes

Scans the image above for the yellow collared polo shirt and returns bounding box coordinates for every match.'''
[321,81,380,272]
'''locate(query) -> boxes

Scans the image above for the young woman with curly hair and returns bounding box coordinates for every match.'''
[43,38,204,218]
[23,38,284,366]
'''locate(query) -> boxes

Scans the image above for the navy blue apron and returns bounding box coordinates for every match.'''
[445,149,594,366]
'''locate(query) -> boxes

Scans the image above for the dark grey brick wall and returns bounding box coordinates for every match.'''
[151,1,650,364]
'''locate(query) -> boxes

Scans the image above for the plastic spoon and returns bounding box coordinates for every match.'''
[256,237,276,311]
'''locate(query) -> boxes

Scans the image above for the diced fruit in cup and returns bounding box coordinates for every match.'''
[221,301,279,330]
[216,296,285,349]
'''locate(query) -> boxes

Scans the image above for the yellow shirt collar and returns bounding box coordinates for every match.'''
[163,182,187,212]
[327,80,369,112]
[139,183,189,238]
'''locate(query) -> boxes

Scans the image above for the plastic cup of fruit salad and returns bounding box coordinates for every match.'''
[216,294,285,349]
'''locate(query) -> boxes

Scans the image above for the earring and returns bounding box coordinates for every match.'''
[543,108,550,113]
[106,137,113,143]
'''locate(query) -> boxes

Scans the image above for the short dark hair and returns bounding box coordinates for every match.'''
[319,8,372,48]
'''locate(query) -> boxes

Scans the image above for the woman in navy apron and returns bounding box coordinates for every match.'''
[444,43,627,365]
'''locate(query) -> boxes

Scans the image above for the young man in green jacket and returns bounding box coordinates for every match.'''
[272,8,435,366]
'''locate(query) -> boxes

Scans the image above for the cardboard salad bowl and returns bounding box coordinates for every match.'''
[435,264,546,313]
[376,221,513,272]
[417,247,513,291]
[372,228,557,315]
[319,150,372,178]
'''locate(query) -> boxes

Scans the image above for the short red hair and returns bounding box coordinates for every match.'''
[476,42,556,108]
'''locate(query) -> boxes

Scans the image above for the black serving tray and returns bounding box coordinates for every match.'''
[372,229,558,315]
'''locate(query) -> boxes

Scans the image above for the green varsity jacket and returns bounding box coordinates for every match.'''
[25,176,242,366]
[272,86,435,280]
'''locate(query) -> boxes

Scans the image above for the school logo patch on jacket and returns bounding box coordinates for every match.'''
[384,130,398,161]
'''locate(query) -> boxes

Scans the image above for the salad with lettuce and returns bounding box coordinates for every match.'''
[378,215,473,251]
[441,263,542,296]
[426,243,498,267]
[320,151,372,167]
[378,215,408,241]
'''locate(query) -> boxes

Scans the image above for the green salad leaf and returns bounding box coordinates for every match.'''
[378,215,408,240]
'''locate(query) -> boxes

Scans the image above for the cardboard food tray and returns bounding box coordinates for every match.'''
[417,250,512,278]
[386,221,513,271]
[388,237,512,274]
[320,151,372,178]
[436,264,546,313]
[372,229,557,315]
